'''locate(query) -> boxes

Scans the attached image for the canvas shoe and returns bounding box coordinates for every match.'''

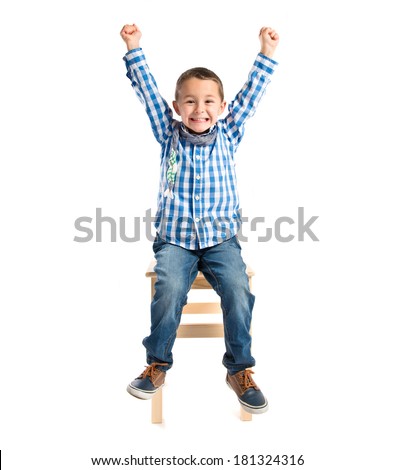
[127,363,168,400]
[226,369,268,414]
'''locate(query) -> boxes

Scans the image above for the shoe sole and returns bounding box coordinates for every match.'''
[226,380,269,415]
[126,383,164,400]
[239,397,269,414]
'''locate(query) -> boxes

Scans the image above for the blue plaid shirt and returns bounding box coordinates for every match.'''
[123,48,277,249]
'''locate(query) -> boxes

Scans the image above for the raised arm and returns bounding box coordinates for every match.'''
[223,26,279,148]
[120,24,174,145]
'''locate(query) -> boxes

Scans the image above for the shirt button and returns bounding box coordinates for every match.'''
[196,175,201,180]
[195,217,200,223]
[195,195,200,201]
[196,156,200,160]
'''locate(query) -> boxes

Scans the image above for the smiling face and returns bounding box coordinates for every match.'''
[173,78,226,134]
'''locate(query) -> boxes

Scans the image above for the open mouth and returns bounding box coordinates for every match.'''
[191,118,209,123]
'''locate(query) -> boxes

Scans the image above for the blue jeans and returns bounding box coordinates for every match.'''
[143,235,256,374]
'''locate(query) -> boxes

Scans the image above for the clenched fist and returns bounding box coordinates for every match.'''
[259,27,279,58]
[120,24,142,51]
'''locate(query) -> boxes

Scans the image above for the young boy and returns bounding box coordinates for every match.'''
[120,23,279,414]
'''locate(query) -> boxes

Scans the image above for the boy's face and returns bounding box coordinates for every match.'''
[173,78,226,134]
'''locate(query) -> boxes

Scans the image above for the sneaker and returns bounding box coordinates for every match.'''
[226,369,268,414]
[126,363,168,400]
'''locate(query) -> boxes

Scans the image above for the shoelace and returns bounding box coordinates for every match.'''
[140,362,168,380]
[237,369,257,391]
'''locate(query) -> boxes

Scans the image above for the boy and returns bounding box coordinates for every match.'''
[120,23,279,414]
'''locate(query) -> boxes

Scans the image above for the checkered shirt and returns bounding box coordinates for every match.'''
[123,48,277,249]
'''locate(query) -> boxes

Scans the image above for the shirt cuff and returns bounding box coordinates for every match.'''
[255,53,278,75]
[123,47,145,65]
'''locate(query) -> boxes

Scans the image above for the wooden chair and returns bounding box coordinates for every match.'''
[146,260,255,423]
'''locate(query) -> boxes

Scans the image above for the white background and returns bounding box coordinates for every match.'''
[1,0,393,468]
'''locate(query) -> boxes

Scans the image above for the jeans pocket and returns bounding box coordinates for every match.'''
[233,235,242,250]
[153,233,167,254]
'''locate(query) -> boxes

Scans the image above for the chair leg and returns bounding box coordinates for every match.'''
[151,387,163,424]
[240,406,252,421]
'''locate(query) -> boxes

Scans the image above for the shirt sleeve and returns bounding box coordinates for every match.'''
[123,48,174,145]
[223,54,278,148]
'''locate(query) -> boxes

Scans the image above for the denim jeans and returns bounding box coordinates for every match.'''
[142,235,256,374]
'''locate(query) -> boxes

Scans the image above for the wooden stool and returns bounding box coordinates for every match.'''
[146,260,255,423]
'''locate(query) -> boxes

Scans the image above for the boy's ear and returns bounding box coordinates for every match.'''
[173,100,181,116]
[219,101,227,115]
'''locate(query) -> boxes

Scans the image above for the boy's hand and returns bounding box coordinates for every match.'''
[120,24,142,51]
[259,27,279,58]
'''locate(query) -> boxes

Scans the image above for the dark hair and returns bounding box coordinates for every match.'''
[175,67,224,101]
